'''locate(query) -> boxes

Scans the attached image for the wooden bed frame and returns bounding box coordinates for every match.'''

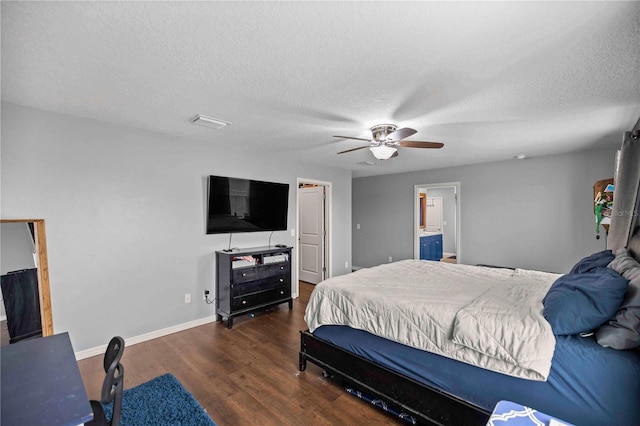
[299,330,490,425]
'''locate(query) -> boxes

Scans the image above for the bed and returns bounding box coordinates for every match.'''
[299,235,640,425]
[300,129,640,425]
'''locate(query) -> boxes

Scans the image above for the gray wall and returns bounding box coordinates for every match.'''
[353,148,617,273]
[1,102,352,351]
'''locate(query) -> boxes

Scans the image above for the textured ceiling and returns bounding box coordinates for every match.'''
[2,1,639,177]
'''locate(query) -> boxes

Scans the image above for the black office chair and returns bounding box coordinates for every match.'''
[87,336,125,426]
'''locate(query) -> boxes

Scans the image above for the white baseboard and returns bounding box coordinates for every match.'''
[74,315,218,360]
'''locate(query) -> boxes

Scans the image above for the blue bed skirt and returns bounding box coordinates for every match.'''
[313,325,640,426]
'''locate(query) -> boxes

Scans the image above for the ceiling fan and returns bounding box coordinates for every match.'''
[334,124,444,160]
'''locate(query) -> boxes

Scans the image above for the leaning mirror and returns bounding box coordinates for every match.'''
[1,219,53,346]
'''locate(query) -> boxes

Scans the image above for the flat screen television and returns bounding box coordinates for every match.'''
[206,175,289,234]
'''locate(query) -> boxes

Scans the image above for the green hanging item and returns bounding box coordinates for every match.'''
[593,181,614,240]
[595,202,603,234]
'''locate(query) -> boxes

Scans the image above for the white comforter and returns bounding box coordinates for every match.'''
[304,260,562,381]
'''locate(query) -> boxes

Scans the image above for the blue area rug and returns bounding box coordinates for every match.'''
[102,373,217,426]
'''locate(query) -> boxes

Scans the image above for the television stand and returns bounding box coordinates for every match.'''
[215,246,292,329]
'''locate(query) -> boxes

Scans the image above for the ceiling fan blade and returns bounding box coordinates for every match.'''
[333,135,372,142]
[390,150,399,158]
[337,145,371,154]
[399,141,444,149]
[387,127,417,141]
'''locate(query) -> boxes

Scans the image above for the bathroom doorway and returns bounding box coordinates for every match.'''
[414,182,461,263]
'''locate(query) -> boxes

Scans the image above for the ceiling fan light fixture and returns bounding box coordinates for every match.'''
[370,145,397,160]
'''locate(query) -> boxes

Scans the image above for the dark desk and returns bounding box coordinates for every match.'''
[1,332,94,425]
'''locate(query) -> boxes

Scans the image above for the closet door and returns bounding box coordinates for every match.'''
[299,185,325,284]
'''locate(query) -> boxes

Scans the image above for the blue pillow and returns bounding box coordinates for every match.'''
[543,266,628,335]
[569,250,615,274]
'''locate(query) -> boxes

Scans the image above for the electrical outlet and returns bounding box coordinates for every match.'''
[356,223,360,229]
[388,256,393,262]
[345,261,349,269]
[203,289,210,300]
[184,293,191,303]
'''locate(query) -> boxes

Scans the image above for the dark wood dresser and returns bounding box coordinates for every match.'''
[216,246,292,329]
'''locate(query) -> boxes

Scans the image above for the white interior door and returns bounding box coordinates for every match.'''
[298,185,325,284]
[426,197,443,233]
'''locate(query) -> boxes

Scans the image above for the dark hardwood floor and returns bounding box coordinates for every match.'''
[78,282,398,425]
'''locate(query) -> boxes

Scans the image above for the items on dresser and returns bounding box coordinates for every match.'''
[231,255,257,268]
[216,246,292,329]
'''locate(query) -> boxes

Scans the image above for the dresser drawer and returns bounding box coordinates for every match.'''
[231,286,291,310]
[232,267,259,283]
[232,263,290,283]
[261,262,290,276]
[231,275,289,295]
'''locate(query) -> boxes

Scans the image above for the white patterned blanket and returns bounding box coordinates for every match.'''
[304,260,561,381]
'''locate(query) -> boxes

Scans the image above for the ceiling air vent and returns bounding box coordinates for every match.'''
[190,114,231,130]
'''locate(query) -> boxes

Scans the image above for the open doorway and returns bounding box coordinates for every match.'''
[414,182,461,264]
[296,178,332,288]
